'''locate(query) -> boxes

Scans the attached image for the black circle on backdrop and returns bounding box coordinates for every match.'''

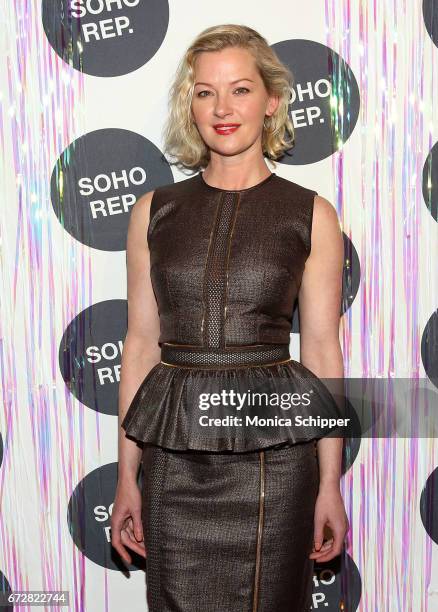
[421,309,438,387]
[59,300,127,415]
[312,552,362,610]
[420,467,438,543]
[68,462,144,570]
[423,0,438,48]
[271,39,360,164]
[50,128,173,251]
[0,571,13,611]
[422,141,438,221]
[42,0,169,77]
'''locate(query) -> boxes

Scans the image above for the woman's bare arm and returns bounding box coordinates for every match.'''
[298,194,344,483]
[298,194,349,562]
[118,190,161,484]
[111,190,161,565]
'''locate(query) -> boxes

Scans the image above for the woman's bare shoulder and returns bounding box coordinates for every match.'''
[313,194,339,222]
[309,194,343,259]
[127,190,155,245]
[313,195,341,236]
[132,190,155,219]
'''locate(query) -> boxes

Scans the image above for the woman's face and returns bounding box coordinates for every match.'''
[191,47,279,158]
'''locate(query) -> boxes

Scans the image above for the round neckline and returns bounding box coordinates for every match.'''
[199,171,276,193]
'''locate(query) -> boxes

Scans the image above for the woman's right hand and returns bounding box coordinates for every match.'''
[110,479,146,565]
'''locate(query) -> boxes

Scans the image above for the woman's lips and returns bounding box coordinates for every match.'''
[213,125,241,135]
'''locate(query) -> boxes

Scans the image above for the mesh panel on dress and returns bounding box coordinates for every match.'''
[160,343,290,367]
[203,192,239,348]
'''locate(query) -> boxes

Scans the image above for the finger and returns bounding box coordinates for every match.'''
[313,521,325,552]
[309,548,338,562]
[121,528,147,559]
[121,534,146,559]
[124,525,146,556]
[309,547,334,559]
[131,512,144,542]
[127,515,144,542]
[310,532,343,562]
[112,535,133,565]
[110,522,132,565]
[125,523,142,543]
[309,543,334,559]
[310,536,334,554]
[311,537,333,552]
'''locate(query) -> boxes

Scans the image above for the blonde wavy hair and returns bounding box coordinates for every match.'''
[162,24,295,170]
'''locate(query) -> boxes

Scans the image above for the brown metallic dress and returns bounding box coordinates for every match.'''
[121,171,338,611]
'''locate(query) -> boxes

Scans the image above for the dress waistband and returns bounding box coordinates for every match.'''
[160,343,291,368]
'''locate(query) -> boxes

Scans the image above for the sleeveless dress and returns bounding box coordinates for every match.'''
[121,171,341,612]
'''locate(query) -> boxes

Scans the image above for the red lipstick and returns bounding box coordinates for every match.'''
[213,123,241,135]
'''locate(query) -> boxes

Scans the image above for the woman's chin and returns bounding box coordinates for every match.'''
[207,140,254,157]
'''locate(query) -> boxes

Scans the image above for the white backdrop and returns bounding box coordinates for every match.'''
[1,0,438,610]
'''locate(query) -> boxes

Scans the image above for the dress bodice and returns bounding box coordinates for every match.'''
[147,171,318,348]
[121,172,347,452]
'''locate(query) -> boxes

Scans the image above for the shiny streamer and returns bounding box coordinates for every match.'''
[325,0,438,610]
[0,1,437,611]
[0,0,91,610]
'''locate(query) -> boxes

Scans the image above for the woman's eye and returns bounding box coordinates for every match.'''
[196,87,250,98]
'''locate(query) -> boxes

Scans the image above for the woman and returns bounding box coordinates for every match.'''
[111,24,349,612]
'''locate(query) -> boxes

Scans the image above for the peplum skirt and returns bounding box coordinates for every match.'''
[121,342,343,453]
[121,343,337,611]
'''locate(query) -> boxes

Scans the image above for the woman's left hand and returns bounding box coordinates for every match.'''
[309,484,349,562]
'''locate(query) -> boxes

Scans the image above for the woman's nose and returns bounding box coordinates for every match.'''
[214,94,233,116]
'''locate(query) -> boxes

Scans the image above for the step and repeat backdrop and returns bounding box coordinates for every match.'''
[1,1,438,610]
